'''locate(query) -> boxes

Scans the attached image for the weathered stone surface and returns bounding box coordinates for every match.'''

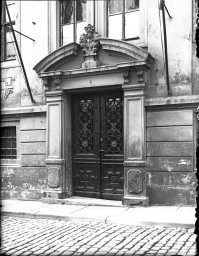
[20,130,46,142]
[147,142,193,157]
[21,155,46,167]
[147,110,193,127]
[20,116,46,130]
[146,171,196,205]
[147,186,196,206]
[1,166,47,179]
[127,170,143,194]
[21,142,46,154]
[147,172,196,187]
[47,166,60,188]
[124,95,144,160]
[122,196,148,206]
[147,157,193,172]
[147,126,193,142]
[1,167,47,200]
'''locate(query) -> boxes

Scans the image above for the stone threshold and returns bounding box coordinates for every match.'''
[42,196,126,208]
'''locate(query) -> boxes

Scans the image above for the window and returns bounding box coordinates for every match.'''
[107,0,139,40]
[60,0,87,45]
[0,127,17,159]
[1,1,16,61]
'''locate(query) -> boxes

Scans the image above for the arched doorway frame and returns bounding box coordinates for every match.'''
[34,38,154,205]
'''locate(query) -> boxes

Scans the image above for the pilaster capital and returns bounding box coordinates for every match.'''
[136,69,145,83]
[42,77,49,91]
[122,83,146,97]
[53,77,62,90]
[45,90,65,103]
[123,70,130,84]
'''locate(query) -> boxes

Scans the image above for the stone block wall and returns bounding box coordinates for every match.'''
[1,115,47,200]
[146,109,196,205]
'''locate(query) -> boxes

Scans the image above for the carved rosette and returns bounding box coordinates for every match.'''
[79,24,101,68]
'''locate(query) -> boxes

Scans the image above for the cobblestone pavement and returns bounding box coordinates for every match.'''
[0,216,197,256]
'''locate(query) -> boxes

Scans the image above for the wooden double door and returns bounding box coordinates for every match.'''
[72,91,124,200]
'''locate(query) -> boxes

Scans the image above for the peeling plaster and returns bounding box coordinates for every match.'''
[162,163,173,172]
[2,168,15,176]
[148,173,152,186]
[179,159,191,165]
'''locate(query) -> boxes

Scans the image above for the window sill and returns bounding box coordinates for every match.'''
[1,59,20,69]
[1,159,21,167]
[124,37,139,41]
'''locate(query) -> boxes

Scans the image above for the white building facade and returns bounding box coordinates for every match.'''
[1,0,199,205]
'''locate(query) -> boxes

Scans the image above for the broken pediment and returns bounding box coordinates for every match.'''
[33,25,153,76]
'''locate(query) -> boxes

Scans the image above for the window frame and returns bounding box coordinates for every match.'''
[49,0,147,52]
[106,0,140,41]
[1,1,20,70]
[59,0,89,46]
[1,1,16,62]
[0,121,20,166]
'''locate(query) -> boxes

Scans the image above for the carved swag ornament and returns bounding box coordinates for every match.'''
[79,24,101,68]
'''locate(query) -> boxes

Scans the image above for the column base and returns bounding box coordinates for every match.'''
[122,196,149,206]
[43,190,71,200]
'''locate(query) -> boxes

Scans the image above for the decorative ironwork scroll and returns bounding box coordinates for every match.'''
[196,106,199,121]
[77,98,94,154]
[105,97,123,154]
[79,24,101,68]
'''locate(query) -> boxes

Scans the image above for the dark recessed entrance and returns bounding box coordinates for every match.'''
[72,91,124,200]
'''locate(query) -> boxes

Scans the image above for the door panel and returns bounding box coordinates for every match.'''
[73,162,100,198]
[72,92,124,200]
[100,162,124,200]
[72,95,100,198]
[100,94,124,199]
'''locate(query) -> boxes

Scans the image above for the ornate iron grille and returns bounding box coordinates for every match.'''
[0,126,17,159]
[77,99,94,154]
[105,97,123,154]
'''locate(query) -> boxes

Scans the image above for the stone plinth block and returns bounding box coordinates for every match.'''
[127,169,143,194]
[47,166,60,188]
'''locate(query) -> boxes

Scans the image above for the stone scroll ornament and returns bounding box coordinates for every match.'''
[1,77,15,99]
[79,24,101,68]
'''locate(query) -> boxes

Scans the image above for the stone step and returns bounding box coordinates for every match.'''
[42,196,126,207]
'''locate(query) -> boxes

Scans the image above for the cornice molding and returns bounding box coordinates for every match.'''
[100,38,154,65]
[33,43,79,74]
[1,105,47,118]
[33,38,154,76]
[145,95,199,107]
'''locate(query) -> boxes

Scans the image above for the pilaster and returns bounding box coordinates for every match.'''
[43,88,72,199]
[122,83,148,206]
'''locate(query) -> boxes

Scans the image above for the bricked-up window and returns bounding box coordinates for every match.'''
[1,1,16,61]
[60,0,87,45]
[0,127,17,159]
[108,0,139,40]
